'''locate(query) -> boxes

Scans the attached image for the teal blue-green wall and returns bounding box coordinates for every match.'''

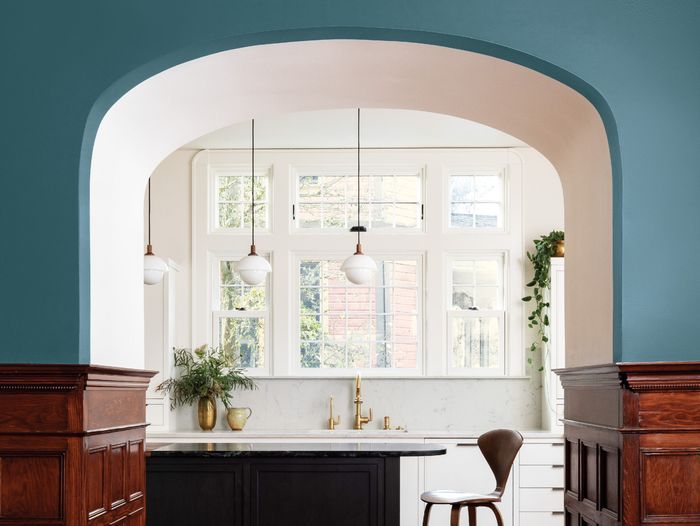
[1,1,698,364]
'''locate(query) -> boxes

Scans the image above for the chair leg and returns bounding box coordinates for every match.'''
[450,504,462,526]
[485,503,503,526]
[422,503,433,526]
[468,505,477,526]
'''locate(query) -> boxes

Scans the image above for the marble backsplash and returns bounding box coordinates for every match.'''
[165,377,542,433]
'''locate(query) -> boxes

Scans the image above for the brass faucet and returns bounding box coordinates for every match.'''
[353,373,373,430]
[328,396,340,430]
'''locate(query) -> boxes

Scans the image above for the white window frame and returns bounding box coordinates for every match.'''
[193,148,525,378]
[290,251,425,377]
[291,163,426,234]
[446,252,508,376]
[444,167,508,234]
[208,162,273,234]
[210,253,271,376]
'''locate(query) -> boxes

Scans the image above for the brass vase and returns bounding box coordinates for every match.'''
[553,239,565,257]
[197,397,216,431]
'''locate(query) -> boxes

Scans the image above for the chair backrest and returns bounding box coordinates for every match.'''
[478,429,524,497]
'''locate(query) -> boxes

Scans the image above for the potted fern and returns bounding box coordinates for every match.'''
[156,345,256,431]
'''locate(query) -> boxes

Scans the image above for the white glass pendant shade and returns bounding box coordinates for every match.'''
[237,249,271,286]
[341,246,377,285]
[144,246,168,285]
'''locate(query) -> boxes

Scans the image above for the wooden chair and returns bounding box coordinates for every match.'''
[421,429,523,526]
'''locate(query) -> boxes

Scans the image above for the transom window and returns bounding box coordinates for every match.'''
[294,169,422,231]
[296,257,421,371]
[447,255,505,374]
[212,258,269,372]
[213,168,269,231]
[449,172,503,229]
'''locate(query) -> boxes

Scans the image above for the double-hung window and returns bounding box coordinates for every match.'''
[296,256,422,373]
[447,254,506,375]
[212,257,269,373]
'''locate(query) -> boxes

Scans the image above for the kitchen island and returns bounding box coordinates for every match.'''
[147,442,446,526]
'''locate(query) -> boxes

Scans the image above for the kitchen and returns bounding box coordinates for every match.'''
[143,108,566,525]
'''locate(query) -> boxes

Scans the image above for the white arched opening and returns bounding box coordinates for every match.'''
[90,39,612,369]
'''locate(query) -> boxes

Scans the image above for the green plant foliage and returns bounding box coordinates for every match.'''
[156,345,257,409]
[522,230,564,369]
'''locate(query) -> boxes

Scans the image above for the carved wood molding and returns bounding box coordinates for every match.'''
[623,374,700,392]
[0,384,78,391]
[557,362,700,391]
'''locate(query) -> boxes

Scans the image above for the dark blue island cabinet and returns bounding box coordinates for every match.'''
[146,442,446,526]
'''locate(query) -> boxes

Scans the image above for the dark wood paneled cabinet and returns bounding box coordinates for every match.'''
[147,456,400,526]
[0,365,154,526]
[558,362,700,526]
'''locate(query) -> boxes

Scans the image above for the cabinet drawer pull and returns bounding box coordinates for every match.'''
[456,443,474,447]
[551,487,564,491]
[552,464,564,468]
[551,511,565,515]
[551,443,564,446]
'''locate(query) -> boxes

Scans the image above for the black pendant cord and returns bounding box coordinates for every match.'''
[147,179,152,246]
[357,108,361,246]
[251,119,255,249]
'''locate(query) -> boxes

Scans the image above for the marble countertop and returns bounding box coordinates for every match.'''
[147,442,448,458]
[147,429,563,440]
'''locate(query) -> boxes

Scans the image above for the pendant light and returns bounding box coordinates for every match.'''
[144,178,168,285]
[237,119,272,286]
[341,108,377,285]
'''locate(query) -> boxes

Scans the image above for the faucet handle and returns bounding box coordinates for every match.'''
[367,407,373,423]
[328,396,341,430]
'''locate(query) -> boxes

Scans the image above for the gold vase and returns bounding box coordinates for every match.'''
[197,397,216,431]
[553,239,565,257]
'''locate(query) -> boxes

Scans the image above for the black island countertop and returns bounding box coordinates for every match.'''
[147,441,447,458]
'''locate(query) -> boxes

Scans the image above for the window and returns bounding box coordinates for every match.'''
[213,168,269,231]
[212,258,269,372]
[447,255,506,374]
[193,149,524,378]
[296,256,421,372]
[295,169,422,231]
[449,172,503,229]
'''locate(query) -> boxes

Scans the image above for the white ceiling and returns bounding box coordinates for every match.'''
[182,108,527,150]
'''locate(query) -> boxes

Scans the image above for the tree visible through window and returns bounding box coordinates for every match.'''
[214,260,268,369]
[295,172,421,230]
[298,258,419,370]
[215,170,269,230]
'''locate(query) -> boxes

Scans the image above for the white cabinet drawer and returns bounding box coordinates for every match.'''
[519,488,565,512]
[520,465,565,488]
[520,511,565,526]
[519,443,564,465]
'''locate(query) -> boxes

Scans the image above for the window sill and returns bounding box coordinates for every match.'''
[247,375,532,380]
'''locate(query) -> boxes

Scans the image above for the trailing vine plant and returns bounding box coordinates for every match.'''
[522,230,565,369]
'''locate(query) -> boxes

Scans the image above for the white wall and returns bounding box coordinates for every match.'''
[144,145,563,432]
